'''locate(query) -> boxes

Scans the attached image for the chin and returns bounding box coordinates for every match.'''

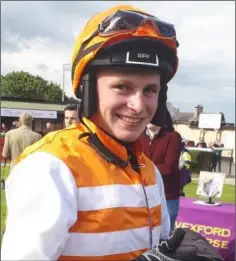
[114,131,141,143]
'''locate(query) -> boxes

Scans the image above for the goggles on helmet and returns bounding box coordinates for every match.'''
[72,9,179,80]
[98,10,179,47]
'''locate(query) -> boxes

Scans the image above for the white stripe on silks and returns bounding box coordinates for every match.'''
[62,226,161,257]
[76,184,160,211]
[145,184,161,209]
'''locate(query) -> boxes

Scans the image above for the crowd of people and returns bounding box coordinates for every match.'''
[1,4,223,261]
[1,103,80,168]
[183,137,224,172]
[1,121,19,133]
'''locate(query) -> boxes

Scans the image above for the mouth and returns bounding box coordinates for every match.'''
[116,114,143,126]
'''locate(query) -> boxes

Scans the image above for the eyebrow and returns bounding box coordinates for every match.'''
[111,79,134,86]
[111,80,161,89]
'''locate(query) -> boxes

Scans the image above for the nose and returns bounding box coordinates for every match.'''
[127,92,146,113]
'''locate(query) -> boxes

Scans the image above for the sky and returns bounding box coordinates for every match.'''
[1,1,235,122]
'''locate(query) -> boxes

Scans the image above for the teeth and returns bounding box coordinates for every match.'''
[119,115,142,123]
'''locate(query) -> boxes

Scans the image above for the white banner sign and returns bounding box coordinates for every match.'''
[1,108,57,119]
[223,132,235,149]
[198,113,222,129]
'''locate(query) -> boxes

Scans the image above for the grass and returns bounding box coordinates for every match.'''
[1,167,235,241]
[1,191,6,241]
[184,180,235,203]
[1,167,8,242]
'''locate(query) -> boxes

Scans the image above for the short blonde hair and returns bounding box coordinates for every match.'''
[19,112,33,126]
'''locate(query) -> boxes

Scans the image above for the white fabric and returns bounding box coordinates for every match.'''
[1,152,78,260]
[179,152,185,170]
[154,166,171,240]
[62,226,160,257]
[1,152,170,260]
[77,184,160,211]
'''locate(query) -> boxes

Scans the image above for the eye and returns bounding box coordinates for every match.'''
[113,85,130,92]
[144,86,159,95]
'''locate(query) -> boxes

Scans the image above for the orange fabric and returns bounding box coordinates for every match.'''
[17,118,156,187]
[16,118,160,260]
[70,205,161,233]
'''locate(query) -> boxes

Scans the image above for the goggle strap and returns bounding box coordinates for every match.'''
[72,28,101,82]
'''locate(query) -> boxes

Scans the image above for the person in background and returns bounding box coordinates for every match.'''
[2,112,42,172]
[212,139,224,172]
[207,141,213,148]
[207,141,219,172]
[46,121,54,131]
[183,138,188,147]
[140,110,182,232]
[179,140,192,197]
[186,140,195,147]
[64,103,80,128]
[1,123,8,133]
[196,137,207,148]
[10,121,19,130]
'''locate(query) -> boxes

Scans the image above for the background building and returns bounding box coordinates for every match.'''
[172,105,235,163]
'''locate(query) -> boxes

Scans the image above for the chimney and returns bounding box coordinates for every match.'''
[194,105,203,117]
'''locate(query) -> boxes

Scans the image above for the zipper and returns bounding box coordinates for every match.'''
[141,181,153,249]
[127,147,153,249]
[148,136,154,157]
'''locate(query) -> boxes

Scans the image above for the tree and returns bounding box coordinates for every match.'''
[65,96,81,104]
[1,71,67,102]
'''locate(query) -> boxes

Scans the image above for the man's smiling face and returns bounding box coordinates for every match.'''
[92,67,161,142]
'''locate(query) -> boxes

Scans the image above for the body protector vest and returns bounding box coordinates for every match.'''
[16,118,163,261]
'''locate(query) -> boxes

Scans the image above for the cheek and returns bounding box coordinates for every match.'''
[145,96,158,115]
[99,93,126,114]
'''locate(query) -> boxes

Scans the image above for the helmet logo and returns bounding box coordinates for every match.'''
[126,51,159,67]
[138,53,150,59]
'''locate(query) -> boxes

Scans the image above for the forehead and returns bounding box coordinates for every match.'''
[96,67,161,84]
[64,110,77,116]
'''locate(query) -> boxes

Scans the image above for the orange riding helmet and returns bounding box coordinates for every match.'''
[71,5,179,122]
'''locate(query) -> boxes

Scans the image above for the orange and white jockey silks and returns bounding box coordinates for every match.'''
[16,118,167,261]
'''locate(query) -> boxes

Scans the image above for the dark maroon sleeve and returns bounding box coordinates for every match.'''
[139,132,150,157]
[156,131,182,175]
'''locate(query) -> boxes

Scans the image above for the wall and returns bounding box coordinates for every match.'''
[173,124,235,162]
[34,119,42,132]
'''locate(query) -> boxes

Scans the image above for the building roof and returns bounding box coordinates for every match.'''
[172,112,201,123]
[1,100,65,111]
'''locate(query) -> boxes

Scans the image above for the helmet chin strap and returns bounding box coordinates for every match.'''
[78,91,132,169]
[77,71,170,168]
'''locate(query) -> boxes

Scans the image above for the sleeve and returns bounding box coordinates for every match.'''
[183,152,191,169]
[178,153,185,170]
[1,152,78,260]
[154,165,170,240]
[2,133,11,158]
[156,132,182,176]
[37,133,42,140]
